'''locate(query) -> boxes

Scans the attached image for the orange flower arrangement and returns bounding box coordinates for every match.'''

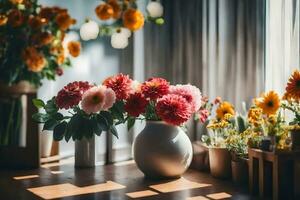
[255,91,280,116]
[67,41,81,57]
[123,9,144,31]
[216,101,235,120]
[284,70,300,101]
[0,0,79,86]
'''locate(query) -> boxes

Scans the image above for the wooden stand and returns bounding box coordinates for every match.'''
[0,82,40,169]
[248,148,300,200]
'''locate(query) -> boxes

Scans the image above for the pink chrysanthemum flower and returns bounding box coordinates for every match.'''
[103,73,133,100]
[169,84,202,113]
[81,86,106,114]
[156,94,192,126]
[141,77,170,100]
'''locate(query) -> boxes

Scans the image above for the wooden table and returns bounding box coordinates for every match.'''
[248,148,300,200]
[0,160,253,200]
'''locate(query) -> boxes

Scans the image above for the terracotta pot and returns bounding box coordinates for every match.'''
[209,147,231,179]
[231,158,249,185]
[291,130,300,150]
[133,121,193,179]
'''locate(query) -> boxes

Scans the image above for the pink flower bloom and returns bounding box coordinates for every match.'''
[81,86,106,114]
[102,87,116,110]
[103,73,133,100]
[214,96,222,104]
[156,94,192,126]
[198,109,210,123]
[169,84,202,113]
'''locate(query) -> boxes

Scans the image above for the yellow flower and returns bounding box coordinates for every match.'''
[22,47,46,72]
[123,8,144,31]
[224,113,233,121]
[248,107,263,126]
[216,101,235,120]
[255,91,280,116]
[67,41,81,57]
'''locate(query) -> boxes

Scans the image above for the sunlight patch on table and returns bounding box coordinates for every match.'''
[206,192,232,199]
[187,196,210,200]
[27,181,126,199]
[126,190,159,198]
[13,175,39,180]
[149,177,211,193]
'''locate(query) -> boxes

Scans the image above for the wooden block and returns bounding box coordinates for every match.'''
[126,190,159,198]
[149,177,211,193]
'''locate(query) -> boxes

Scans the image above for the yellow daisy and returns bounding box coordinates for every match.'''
[255,91,280,116]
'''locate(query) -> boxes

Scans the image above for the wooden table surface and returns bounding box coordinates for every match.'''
[0,160,256,200]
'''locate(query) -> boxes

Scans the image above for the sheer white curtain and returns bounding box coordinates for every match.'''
[265,0,300,93]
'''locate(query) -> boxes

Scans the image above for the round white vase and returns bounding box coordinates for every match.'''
[133,121,193,179]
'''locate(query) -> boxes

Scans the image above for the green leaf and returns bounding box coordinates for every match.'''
[67,114,83,141]
[92,118,103,136]
[32,113,50,123]
[110,100,124,121]
[96,114,109,131]
[32,99,45,109]
[100,111,113,125]
[43,119,60,131]
[53,121,67,141]
[45,98,58,114]
[52,113,64,121]
[110,125,119,139]
[127,117,135,131]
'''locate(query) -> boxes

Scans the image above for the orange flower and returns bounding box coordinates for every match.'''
[284,70,300,101]
[7,9,25,27]
[0,15,8,26]
[108,0,121,19]
[28,16,47,30]
[22,47,46,72]
[123,8,144,31]
[31,32,54,47]
[67,41,81,57]
[216,101,235,120]
[55,11,76,31]
[9,0,24,4]
[255,91,280,116]
[56,53,65,65]
[95,3,114,20]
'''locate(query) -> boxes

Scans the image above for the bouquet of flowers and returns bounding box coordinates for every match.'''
[0,0,80,86]
[33,74,202,142]
[80,0,164,49]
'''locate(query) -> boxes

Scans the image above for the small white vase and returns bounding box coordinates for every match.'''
[133,121,193,179]
[40,130,53,158]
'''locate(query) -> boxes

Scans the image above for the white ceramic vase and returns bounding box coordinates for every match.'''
[133,121,193,179]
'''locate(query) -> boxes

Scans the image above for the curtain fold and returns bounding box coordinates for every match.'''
[144,0,265,110]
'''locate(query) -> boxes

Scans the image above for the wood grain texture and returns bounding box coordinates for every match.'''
[0,162,261,200]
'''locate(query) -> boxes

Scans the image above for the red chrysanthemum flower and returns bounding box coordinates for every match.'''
[125,92,149,117]
[141,77,170,100]
[55,81,92,109]
[103,73,133,100]
[156,94,192,126]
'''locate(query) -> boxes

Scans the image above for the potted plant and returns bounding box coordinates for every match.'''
[191,96,222,171]
[0,0,78,167]
[33,74,202,176]
[282,70,300,150]
[203,101,236,179]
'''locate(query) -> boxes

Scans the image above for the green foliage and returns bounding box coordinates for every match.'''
[32,97,120,142]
